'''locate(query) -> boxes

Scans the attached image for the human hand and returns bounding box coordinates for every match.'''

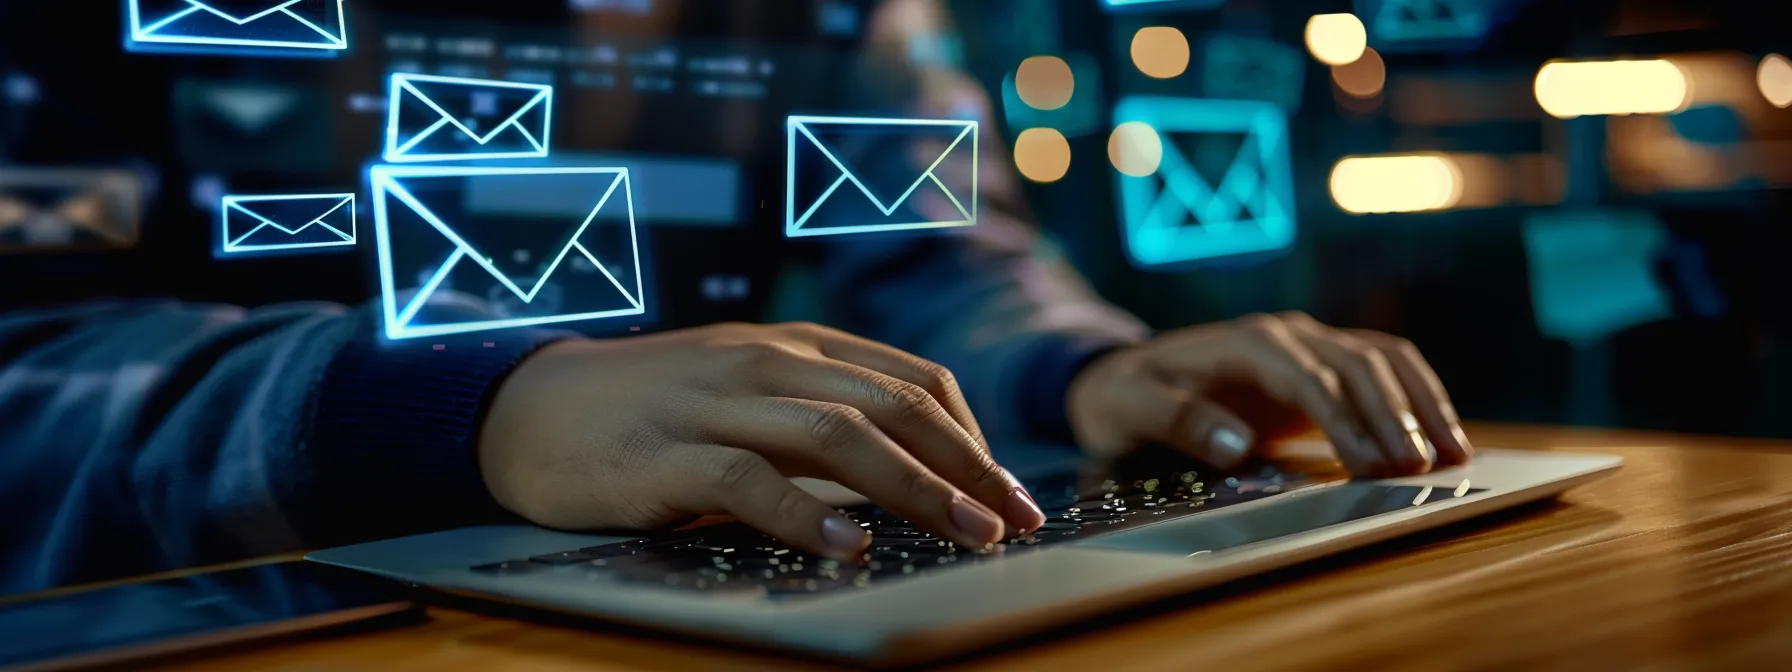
[477,322,1047,563]
[1066,312,1473,478]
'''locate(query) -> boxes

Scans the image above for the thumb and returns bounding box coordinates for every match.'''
[1104,376,1258,469]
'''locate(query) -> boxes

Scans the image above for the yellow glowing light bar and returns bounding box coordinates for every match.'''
[1533,59,1692,119]
[1329,154,1463,214]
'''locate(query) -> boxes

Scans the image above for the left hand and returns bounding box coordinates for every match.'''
[1066,312,1474,478]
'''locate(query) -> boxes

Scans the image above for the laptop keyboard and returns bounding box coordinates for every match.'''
[467,464,1326,599]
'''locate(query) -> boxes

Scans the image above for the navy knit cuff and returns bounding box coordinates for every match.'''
[301,329,574,546]
[1017,336,1131,445]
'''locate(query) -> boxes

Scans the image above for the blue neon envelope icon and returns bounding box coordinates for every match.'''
[371,166,643,340]
[1112,97,1296,269]
[385,74,554,163]
[786,115,978,237]
[1356,0,1494,52]
[220,193,355,254]
[128,0,348,52]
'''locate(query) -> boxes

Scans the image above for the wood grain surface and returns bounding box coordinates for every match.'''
[139,424,1792,671]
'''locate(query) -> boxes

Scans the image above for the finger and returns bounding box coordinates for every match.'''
[1147,316,1386,476]
[700,397,1010,548]
[1350,330,1474,466]
[750,354,1041,536]
[1172,399,1260,471]
[1279,317,1434,475]
[1094,372,1258,469]
[665,444,870,562]
[788,323,989,452]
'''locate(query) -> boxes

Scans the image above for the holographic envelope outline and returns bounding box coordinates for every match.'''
[384,74,554,163]
[371,165,644,340]
[1357,0,1494,52]
[785,115,978,237]
[128,0,348,52]
[1112,97,1297,269]
[220,192,356,254]
[1098,0,1228,13]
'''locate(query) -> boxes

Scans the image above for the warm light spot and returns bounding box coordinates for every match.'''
[1305,14,1367,66]
[1759,54,1792,108]
[1329,154,1464,214]
[1014,56,1075,111]
[1534,59,1692,118]
[1130,27,1189,79]
[1013,128,1072,183]
[1108,121,1163,177]
[1330,47,1385,99]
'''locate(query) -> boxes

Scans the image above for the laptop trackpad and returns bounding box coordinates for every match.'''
[1074,482,1482,556]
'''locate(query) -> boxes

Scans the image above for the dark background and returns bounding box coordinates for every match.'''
[2,0,1790,437]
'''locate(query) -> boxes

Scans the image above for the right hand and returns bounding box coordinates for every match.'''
[477,322,1047,563]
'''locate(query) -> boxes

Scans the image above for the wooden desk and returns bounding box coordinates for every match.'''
[148,424,1792,671]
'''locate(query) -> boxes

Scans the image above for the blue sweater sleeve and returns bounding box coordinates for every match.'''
[818,215,1149,447]
[0,299,569,596]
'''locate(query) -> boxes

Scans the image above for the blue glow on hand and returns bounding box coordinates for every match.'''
[219,193,357,255]
[370,165,645,340]
[1112,97,1297,270]
[785,115,978,238]
[126,0,349,55]
[384,73,555,163]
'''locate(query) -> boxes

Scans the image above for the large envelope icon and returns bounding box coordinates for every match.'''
[220,193,356,254]
[1112,97,1296,269]
[371,165,644,340]
[128,0,348,52]
[785,115,978,237]
[385,74,554,163]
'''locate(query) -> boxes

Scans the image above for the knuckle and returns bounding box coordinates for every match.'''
[916,361,959,390]
[1274,310,1317,328]
[897,465,938,501]
[807,406,872,454]
[772,488,814,525]
[880,382,939,424]
[1385,336,1422,360]
[711,450,771,491]
[728,340,790,367]
[967,456,1009,489]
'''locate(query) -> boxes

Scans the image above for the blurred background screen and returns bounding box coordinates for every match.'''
[1,0,1789,437]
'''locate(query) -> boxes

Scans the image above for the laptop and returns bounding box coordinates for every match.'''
[307,445,1619,666]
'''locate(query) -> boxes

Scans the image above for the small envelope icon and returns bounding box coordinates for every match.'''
[1112,97,1296,269]
[785,115,978,237]
[385,74,554,163]
[1359,0,1492,50]
[221,193,356,254]
[128,0,349,52]
[371,165,644,340]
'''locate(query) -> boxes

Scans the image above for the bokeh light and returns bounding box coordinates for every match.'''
[1305,14,1367,66]
[1014,55,1075,111]
[1108,121,1164,177]
[1013,128,1072,183]
[1331,47,1386,99]
[1534,59,1691,118]
[1130,27,1189,79]
[1330,154,1464,214]
[1759,53,1792,108]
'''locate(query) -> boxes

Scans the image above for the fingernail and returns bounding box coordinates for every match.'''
[820,516,868,559]
[1005,487,1046,535]
[949,495,1003,546]
[1211,427,1252,466]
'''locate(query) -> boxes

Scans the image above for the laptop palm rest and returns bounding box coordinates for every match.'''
[1075,482,1483,556]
